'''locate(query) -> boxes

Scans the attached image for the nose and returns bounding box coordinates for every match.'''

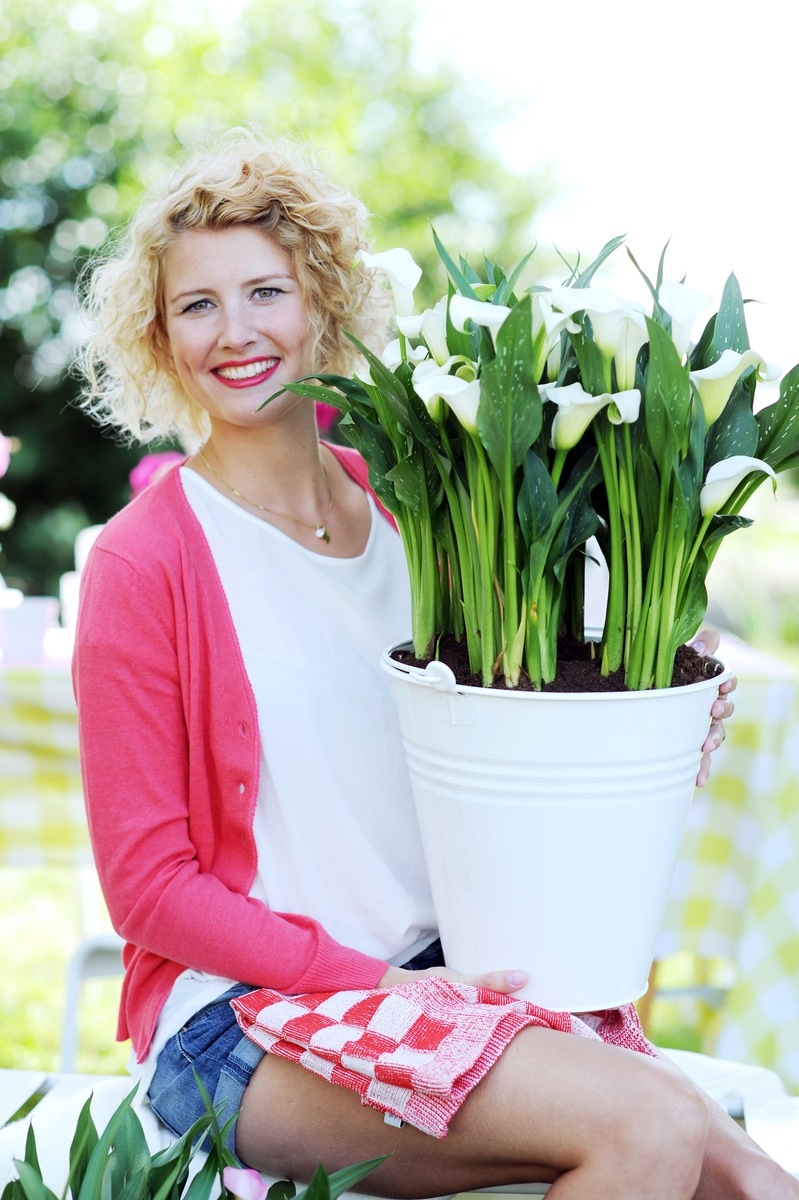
[218,302,257,352]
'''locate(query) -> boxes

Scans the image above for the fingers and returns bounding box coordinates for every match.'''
[462,969,528,994]
[690,627,719,656]
[696,749,712,788]
[711,694,735,721]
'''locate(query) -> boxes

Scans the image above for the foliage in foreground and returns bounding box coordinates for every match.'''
[3,1074,385,1200]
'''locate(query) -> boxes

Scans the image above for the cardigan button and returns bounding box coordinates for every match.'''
[238,782,245,795]
[239,722,247,737]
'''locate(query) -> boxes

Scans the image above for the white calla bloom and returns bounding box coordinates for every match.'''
[700,455,777,517]
[547,285,630,317]
[548,382,640,450]
[381,338,428,372]
[590,308,649,390]
[690,348,780,425]
[358,247,422,317]
[449,294,511,345]
[413,359,481,431]
[658,280,712,359]
[398,298,451,365]
[606,388,642,425]
[531,293,580,380]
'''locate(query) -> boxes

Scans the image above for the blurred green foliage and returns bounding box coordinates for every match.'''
[0,0,544,595]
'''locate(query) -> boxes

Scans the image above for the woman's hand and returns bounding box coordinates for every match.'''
[690,627,737,788]
[377,965,528,993]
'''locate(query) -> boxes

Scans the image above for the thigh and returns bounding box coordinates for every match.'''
[235,1023,690,1197]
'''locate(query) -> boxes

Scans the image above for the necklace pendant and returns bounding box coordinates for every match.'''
[316,526,331,543]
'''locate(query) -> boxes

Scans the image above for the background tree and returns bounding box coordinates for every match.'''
[0,0,544,595]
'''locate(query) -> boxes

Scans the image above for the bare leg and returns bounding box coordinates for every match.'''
[656,1052,799,1200]
[236,1026,709,1198]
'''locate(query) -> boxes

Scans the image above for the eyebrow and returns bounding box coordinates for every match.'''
[168,274,296,304]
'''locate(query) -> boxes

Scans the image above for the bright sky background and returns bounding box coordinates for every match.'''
[417,0,797,379]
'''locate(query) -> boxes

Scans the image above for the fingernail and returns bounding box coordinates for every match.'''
[507,971,527,987]
[692,639,707,656]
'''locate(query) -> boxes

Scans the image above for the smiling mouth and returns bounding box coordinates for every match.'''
[214,358,279,382]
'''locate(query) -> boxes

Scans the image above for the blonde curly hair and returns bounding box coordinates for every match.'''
[77,131,389,447]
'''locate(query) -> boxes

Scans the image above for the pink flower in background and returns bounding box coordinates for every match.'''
[0,433,12,479]
[129,451,184,498]
[315,400,339,432]
[222,1166,270,1200]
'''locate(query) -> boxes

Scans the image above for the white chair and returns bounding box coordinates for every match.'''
[60,933,125,1073]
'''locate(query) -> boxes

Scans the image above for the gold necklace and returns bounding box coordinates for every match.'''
[197,447,333,544]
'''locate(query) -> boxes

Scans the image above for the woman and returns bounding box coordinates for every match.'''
[74,132,792,1199]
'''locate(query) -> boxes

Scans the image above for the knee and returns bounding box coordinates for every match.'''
[631,1071,709,1186]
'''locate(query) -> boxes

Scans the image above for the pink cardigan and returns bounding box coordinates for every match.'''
[73,446,392,1061]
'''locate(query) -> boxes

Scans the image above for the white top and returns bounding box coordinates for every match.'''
[130,466,436,1088]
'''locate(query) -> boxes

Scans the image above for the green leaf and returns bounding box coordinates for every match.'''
[517,451,557,549]
[643,319,693,472]
[432,229,479,299]
[709,273,749,361]
[9,1161,59,1200]
[756,363,799,472]
[573,235,625,289]
[266,1182,297,1200]
[494,247,536,306]
[477,295,542,474]
[286,1155,391,1200]
[181,1148,222,1200]
[702,512,754,550]
[23,1125,42,1179]
[75,1087,141,1200]
[67,1096,99,1197]
[673,555,709,648]
[569,324,607,396]
[107,1109,151,1199]
[703,381,758,468]
[634,448,660,554]
[340,413,400,514]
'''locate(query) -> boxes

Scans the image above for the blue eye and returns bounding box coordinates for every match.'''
[182,298,213,314]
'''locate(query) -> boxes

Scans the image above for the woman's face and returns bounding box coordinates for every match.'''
[162,225,313,428]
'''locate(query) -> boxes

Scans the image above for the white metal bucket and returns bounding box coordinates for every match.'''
[382,646,730,1012]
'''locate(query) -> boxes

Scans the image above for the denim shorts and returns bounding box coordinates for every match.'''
[147,939,445,1158]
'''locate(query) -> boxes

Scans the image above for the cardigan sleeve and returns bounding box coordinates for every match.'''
[73,538,388,1004]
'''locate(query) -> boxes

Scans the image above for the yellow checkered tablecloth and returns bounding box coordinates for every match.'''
[657,634,799,1091]
[0,658,90,867]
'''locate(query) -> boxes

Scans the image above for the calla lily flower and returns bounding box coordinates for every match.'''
[690,348,780,425]
[381,338,429,372]
[700,455,777,517]
[547,382,640,450]
[397,297,450,365]
[449,294,511,346]
[531,293,581,381]
[358,247,422,317]
[547,287,648,390]
[658,280,712,360]
[590,308,649,391]
[547,284,629,318]
[222,1166,270,1200]
[413,359,481,431]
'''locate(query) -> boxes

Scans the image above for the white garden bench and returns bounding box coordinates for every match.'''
[2,1054,797,1197]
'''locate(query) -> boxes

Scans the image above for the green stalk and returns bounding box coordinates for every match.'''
[500,464,520,686]
[628,473,670,689]
[595,421,625,674]
[618,426,643,663]
[653,536,685,689]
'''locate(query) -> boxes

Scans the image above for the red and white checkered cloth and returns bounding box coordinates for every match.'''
[231,977,655,1138]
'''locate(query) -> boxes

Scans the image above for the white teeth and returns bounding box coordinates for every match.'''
[216,359,277,381]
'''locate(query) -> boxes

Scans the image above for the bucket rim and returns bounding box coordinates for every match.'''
[381,642,731,701]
